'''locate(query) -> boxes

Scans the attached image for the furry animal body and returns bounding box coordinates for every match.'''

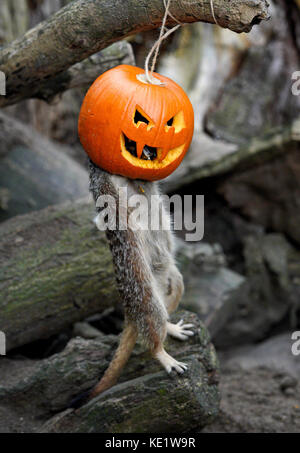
[88,160,194,399]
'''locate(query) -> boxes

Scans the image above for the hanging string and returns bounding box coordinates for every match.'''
[163,0,182,24]
[209,0,220,27]
[144,0,221,85]
[144,0,182,84]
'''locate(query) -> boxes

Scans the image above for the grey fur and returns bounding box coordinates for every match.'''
[89,159,184,361]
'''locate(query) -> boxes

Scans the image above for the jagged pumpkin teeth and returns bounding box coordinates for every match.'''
[78,65,194,181]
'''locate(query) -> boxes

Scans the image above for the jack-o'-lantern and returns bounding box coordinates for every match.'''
[78,65,194,181]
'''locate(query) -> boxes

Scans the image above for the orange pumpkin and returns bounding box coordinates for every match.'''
[78,65,194,181]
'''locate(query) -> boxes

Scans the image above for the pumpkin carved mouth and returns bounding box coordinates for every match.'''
[120,132,185,169]
[123,133,157,161]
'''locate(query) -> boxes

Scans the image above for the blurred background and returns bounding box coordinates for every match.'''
[0,0,300,433]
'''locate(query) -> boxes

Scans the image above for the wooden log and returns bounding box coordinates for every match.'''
[0,311,220,433]
[0,0,270,107]
[0,198,120,351]
[41,356,218,433]
[40,312,219,433]
[0,193,235,352]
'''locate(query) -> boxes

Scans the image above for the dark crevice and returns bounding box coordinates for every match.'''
[250,16,262,26]
[7,332,71,359]
[282,0,300,57]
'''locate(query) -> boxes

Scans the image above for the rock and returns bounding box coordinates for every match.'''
[0,187,9,210]
[213,233,300,348]
[219,146,300,246]
[176,232,299,350]
[206,1,300,145]
[41,355,218,433]
[0,110,89,222]
[202,365,300,433]
[202,333,300,432]
[177,242,247,339]
[221,332,300,380]
[86,308,125,335]
[0,311,220,433]
[72,322,103,340]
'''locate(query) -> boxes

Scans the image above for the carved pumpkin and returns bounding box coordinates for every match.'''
[78,65,194,181]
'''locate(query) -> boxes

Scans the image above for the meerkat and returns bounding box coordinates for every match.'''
[88,159,194,400]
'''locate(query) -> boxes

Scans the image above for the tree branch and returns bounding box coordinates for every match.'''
[0,0,270,107]
[22,41,134,104]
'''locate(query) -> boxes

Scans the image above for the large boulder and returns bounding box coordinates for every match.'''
[0,311,220,433]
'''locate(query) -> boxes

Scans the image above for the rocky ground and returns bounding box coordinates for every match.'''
[203,339,300,433]
[1,235,299,432]
[0,310,220,433]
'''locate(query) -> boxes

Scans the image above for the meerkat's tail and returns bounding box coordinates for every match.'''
[89,322,137,400]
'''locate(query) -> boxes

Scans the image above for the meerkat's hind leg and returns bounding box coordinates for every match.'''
[162,267,195,340]
[155,347,188,375]
[166,320,195,341]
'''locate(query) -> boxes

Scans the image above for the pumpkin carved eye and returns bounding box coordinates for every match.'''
[134,109,149,125]
[133,107,155,131]
[165,110,185,132]
[166,117,174,127]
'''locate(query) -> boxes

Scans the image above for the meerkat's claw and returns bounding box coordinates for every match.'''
[166,320,195,341]
[155,348,188,375]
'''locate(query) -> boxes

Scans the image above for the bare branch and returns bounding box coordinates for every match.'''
[22,41,134,103]
[0,0,270,107]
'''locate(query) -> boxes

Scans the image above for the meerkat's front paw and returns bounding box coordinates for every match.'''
[166,320,194,341]
[155,348,188,375]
